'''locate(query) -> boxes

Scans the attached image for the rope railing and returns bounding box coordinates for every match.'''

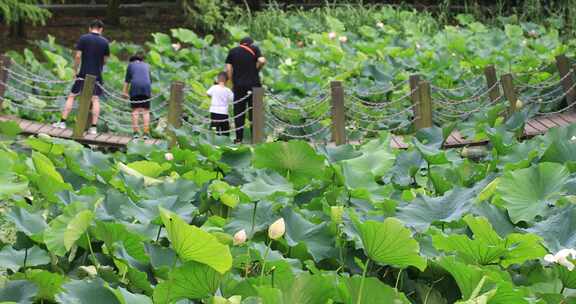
[431,81,500,106]
[515,71,572,90]
[345,86,416,108]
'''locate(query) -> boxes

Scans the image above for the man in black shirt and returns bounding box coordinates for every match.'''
[53,19,110,135]
[225,37,266,143]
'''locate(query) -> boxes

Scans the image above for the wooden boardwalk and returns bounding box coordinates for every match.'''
[1,112,574,149]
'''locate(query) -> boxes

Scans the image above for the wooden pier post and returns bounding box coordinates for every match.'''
[252,87,265,144]
[0,55,11,109]
[73,74,96,139]
[167,81,184,146]
[416,80,433,129]
[556,54,576,108]
[330,81,346,145]
[501,74,518,115]
[484,65,500,103]
[409,74,421,129]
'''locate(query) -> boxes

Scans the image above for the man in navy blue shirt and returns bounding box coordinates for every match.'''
[225,37,266,143]
[53,19,110,135]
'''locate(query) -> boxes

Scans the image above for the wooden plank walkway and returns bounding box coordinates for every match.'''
[1,112,575,149]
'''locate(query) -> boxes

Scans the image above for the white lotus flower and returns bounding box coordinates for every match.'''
[268,218,285,240]
[571,136,576,141]
[543,249,576,271]
[416,43,421,49]
[339,36,348,43]
[233,229,247,245]
[376,22,384,29]
[172,43,181,51]
[328,32,337,39]
[78,265,98,278]
[164,153,174,161]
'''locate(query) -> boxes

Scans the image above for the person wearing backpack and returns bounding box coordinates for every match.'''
[225,37,266,143]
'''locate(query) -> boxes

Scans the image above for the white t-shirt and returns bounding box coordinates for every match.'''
[207,85,234,115]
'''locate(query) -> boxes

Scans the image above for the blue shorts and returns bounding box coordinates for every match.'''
[70,78,103,96]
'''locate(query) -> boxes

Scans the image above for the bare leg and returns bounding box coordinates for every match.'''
[142,109,150,135]
[91,96,100,125]
[132,109,140,134]
[61,94,76,120]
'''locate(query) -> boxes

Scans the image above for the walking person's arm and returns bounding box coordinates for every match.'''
[225,64,233,86]
[256,57,266,70]
[73,51,82,76]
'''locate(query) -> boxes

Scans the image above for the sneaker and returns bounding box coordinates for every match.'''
[87,127,98,135]
[52,121,66,129]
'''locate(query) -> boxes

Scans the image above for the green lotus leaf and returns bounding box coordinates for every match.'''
[341,276,410,304]
[63,210,94,251]
[253,141,326,188]
[14,270,67,301]
[0,246,50,272]
[353,217,427,271]
[0,280,37,304]
[280,207,337,262]
[108,286,153,304]
[224,200,276,237]
[127,160,167,178]
[159,207,232,274]
[527,205,576,252]
[55,279,121,304]
[241,170,293,201]
[281,273,337,304]
[5,207,46,238]
[153,261,221,304]
[496,162,569,224]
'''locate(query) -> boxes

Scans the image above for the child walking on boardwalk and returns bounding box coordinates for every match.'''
[207,72,234,136]
[123,54,152,139]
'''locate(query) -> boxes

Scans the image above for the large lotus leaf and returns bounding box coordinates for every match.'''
[354,217,427,271]
[281,273,337,304]
[65,149,115,181]
[44,203,89,256]
[241,170,294,201]
[29,151,71,201]
[432,215,546,267]
[93,221,148,264]
[472,202,515,238]
[341,276,410,304]
[253,141,326,188]
[122,195,195,224]
[153,261,221,304]
[0,246,50,272]
[280,207,337,262]
[317,144,362,163]
[496,162,569,223]
[0,120,22,138]
[127,160,169,178]
[396,183,486,232]
[527,205,576,252]
[108,286,153,304]
[142,178,199,203]
[26,270,66,301]
[0,175,28,199]
[5,207,47,238]
[64,210,94,251]
[388,150,424,187]
[256,286,284,304]
[0,280,37,304]
[55,279,121,304]
[343,133,396,177]
[224,201,276,237]
[159,207,232,274]
[540,128,576,166]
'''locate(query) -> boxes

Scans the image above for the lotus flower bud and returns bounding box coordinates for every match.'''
[328,32,337,39]
[78,265,98,278]
[165,153,174,161]
[233,229,247,245]
[339,36,348,43]
[516,99,524,109]
[376,22,384,29]
[172,43,181,51]
[268,218,285,240]
[571,136,575,141]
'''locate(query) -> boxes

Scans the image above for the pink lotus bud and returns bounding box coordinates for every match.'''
[164,153,174,161]
[268,218,285,240]
[328,32,337,39]
[339,36,348,43]
[233,229,247,245]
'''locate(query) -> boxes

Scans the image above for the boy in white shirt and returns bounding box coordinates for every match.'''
[207,72,234,136]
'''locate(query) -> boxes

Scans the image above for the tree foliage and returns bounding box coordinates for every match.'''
[0,0,54,25]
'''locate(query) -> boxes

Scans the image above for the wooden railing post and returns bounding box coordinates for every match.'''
[73,74,96,138]
[416,80,433,129]
[484,65,500,102]
[556,54,576,107]
[501,74,518,116]
[409,74,421,129]
[0,55,11,110]
[330,81,346,145]
[167,81,184,146]
[252,87,265,144]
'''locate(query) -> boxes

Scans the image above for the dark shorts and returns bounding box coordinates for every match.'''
[70,78,103,97]
[130,95,151,109]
